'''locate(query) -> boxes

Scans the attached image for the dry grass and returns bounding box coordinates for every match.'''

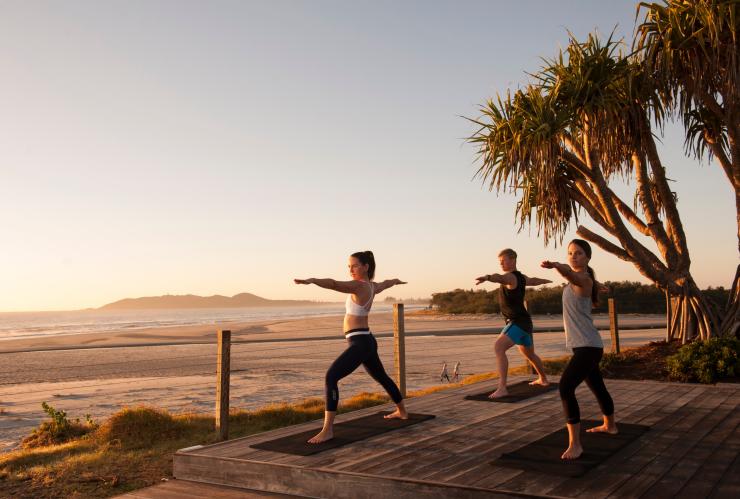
[0,392,392,498]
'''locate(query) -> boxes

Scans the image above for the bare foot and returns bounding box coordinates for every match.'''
[586,423,618,434]
[488,387,509,398]
[561,444,583,460]
[384,409,408,420]
[307,428,333,444]
[529,378,550,386]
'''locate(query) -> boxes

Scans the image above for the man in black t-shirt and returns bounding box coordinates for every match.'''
[475,248,552,398]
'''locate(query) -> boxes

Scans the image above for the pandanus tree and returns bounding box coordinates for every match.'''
[635,0,739,337]
[468,33,721,341]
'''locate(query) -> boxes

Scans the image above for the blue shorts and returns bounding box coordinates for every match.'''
[502,323,533,347]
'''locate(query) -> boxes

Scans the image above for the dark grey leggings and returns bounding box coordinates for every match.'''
[559,347,614,424]
[325,333,402,412]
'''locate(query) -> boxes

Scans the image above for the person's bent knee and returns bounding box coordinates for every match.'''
[559,384,576,400]
[494,339,510,354]
[519,346,536,359]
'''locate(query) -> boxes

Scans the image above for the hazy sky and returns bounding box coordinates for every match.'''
[0,1,735,311]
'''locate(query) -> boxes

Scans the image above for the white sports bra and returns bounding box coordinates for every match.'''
[345,282,374,316]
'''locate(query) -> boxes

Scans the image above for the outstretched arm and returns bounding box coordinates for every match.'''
[525,276,553,286]
[474,273,517,287]
[539,261,592,289]
[293,278,363,294]
[374,279,407,294]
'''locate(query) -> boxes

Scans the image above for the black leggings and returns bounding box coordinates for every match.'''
[559,347,614,424]
[325,333,403,412]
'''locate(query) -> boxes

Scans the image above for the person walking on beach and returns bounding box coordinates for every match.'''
[452,361,461,383]
[294,250,408,444]
[475,248,552,398]
[541,239,617,460]
[440,362,451,383]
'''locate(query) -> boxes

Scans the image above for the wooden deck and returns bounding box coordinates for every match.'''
[173,376,740,498]
[117,480,301,498]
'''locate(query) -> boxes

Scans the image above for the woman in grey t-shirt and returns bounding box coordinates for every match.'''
[541,239,616,460]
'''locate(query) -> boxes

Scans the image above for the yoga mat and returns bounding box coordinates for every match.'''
[250,412,435,456]
[492,420,650,477]
[464,380,559,403]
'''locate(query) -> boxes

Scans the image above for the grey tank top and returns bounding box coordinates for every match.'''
[562,284,603,349]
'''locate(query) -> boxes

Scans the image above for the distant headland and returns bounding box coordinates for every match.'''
[99,293,329,310]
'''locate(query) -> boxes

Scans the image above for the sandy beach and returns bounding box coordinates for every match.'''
[0,312,665,452]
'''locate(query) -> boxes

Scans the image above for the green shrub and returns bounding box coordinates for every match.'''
[21,402,97,448]
[666,337,739,384]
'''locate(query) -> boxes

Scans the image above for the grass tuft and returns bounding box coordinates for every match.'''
[21,403,97,450]
[96,407,185,450]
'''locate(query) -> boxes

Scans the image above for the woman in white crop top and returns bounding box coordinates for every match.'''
[295,250,408,444]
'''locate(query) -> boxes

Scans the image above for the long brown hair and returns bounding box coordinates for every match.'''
[570,239,598,306]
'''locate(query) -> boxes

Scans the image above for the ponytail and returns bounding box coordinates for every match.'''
[586,265,598,306]
[351,250,376,280]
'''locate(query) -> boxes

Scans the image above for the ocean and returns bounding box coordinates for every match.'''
[0,303,424,341]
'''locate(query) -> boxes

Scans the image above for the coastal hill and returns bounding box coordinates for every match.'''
[99,293,325,310]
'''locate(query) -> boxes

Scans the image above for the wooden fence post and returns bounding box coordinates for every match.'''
[608,298,620,354]
[393,303,407,398]
[216,330,231,440]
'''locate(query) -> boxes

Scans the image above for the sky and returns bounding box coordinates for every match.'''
[0,0,735,311]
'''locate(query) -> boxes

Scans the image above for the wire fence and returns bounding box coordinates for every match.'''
[0,298,666,446]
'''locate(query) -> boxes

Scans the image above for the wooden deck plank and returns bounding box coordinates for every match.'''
[709,450,740,499]
[339,408,531,475]
[174,453,526,499]
[385,417,540,480]
[426,413,559,485]
[606,388,734,498]
[674,452,737,498]
[639,397,740,498]
[384,402,548,478]
[115,479,302,498]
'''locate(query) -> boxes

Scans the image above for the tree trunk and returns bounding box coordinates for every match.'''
[721,125,740,338]
[665,277,721,342]
[720,264,740,338]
